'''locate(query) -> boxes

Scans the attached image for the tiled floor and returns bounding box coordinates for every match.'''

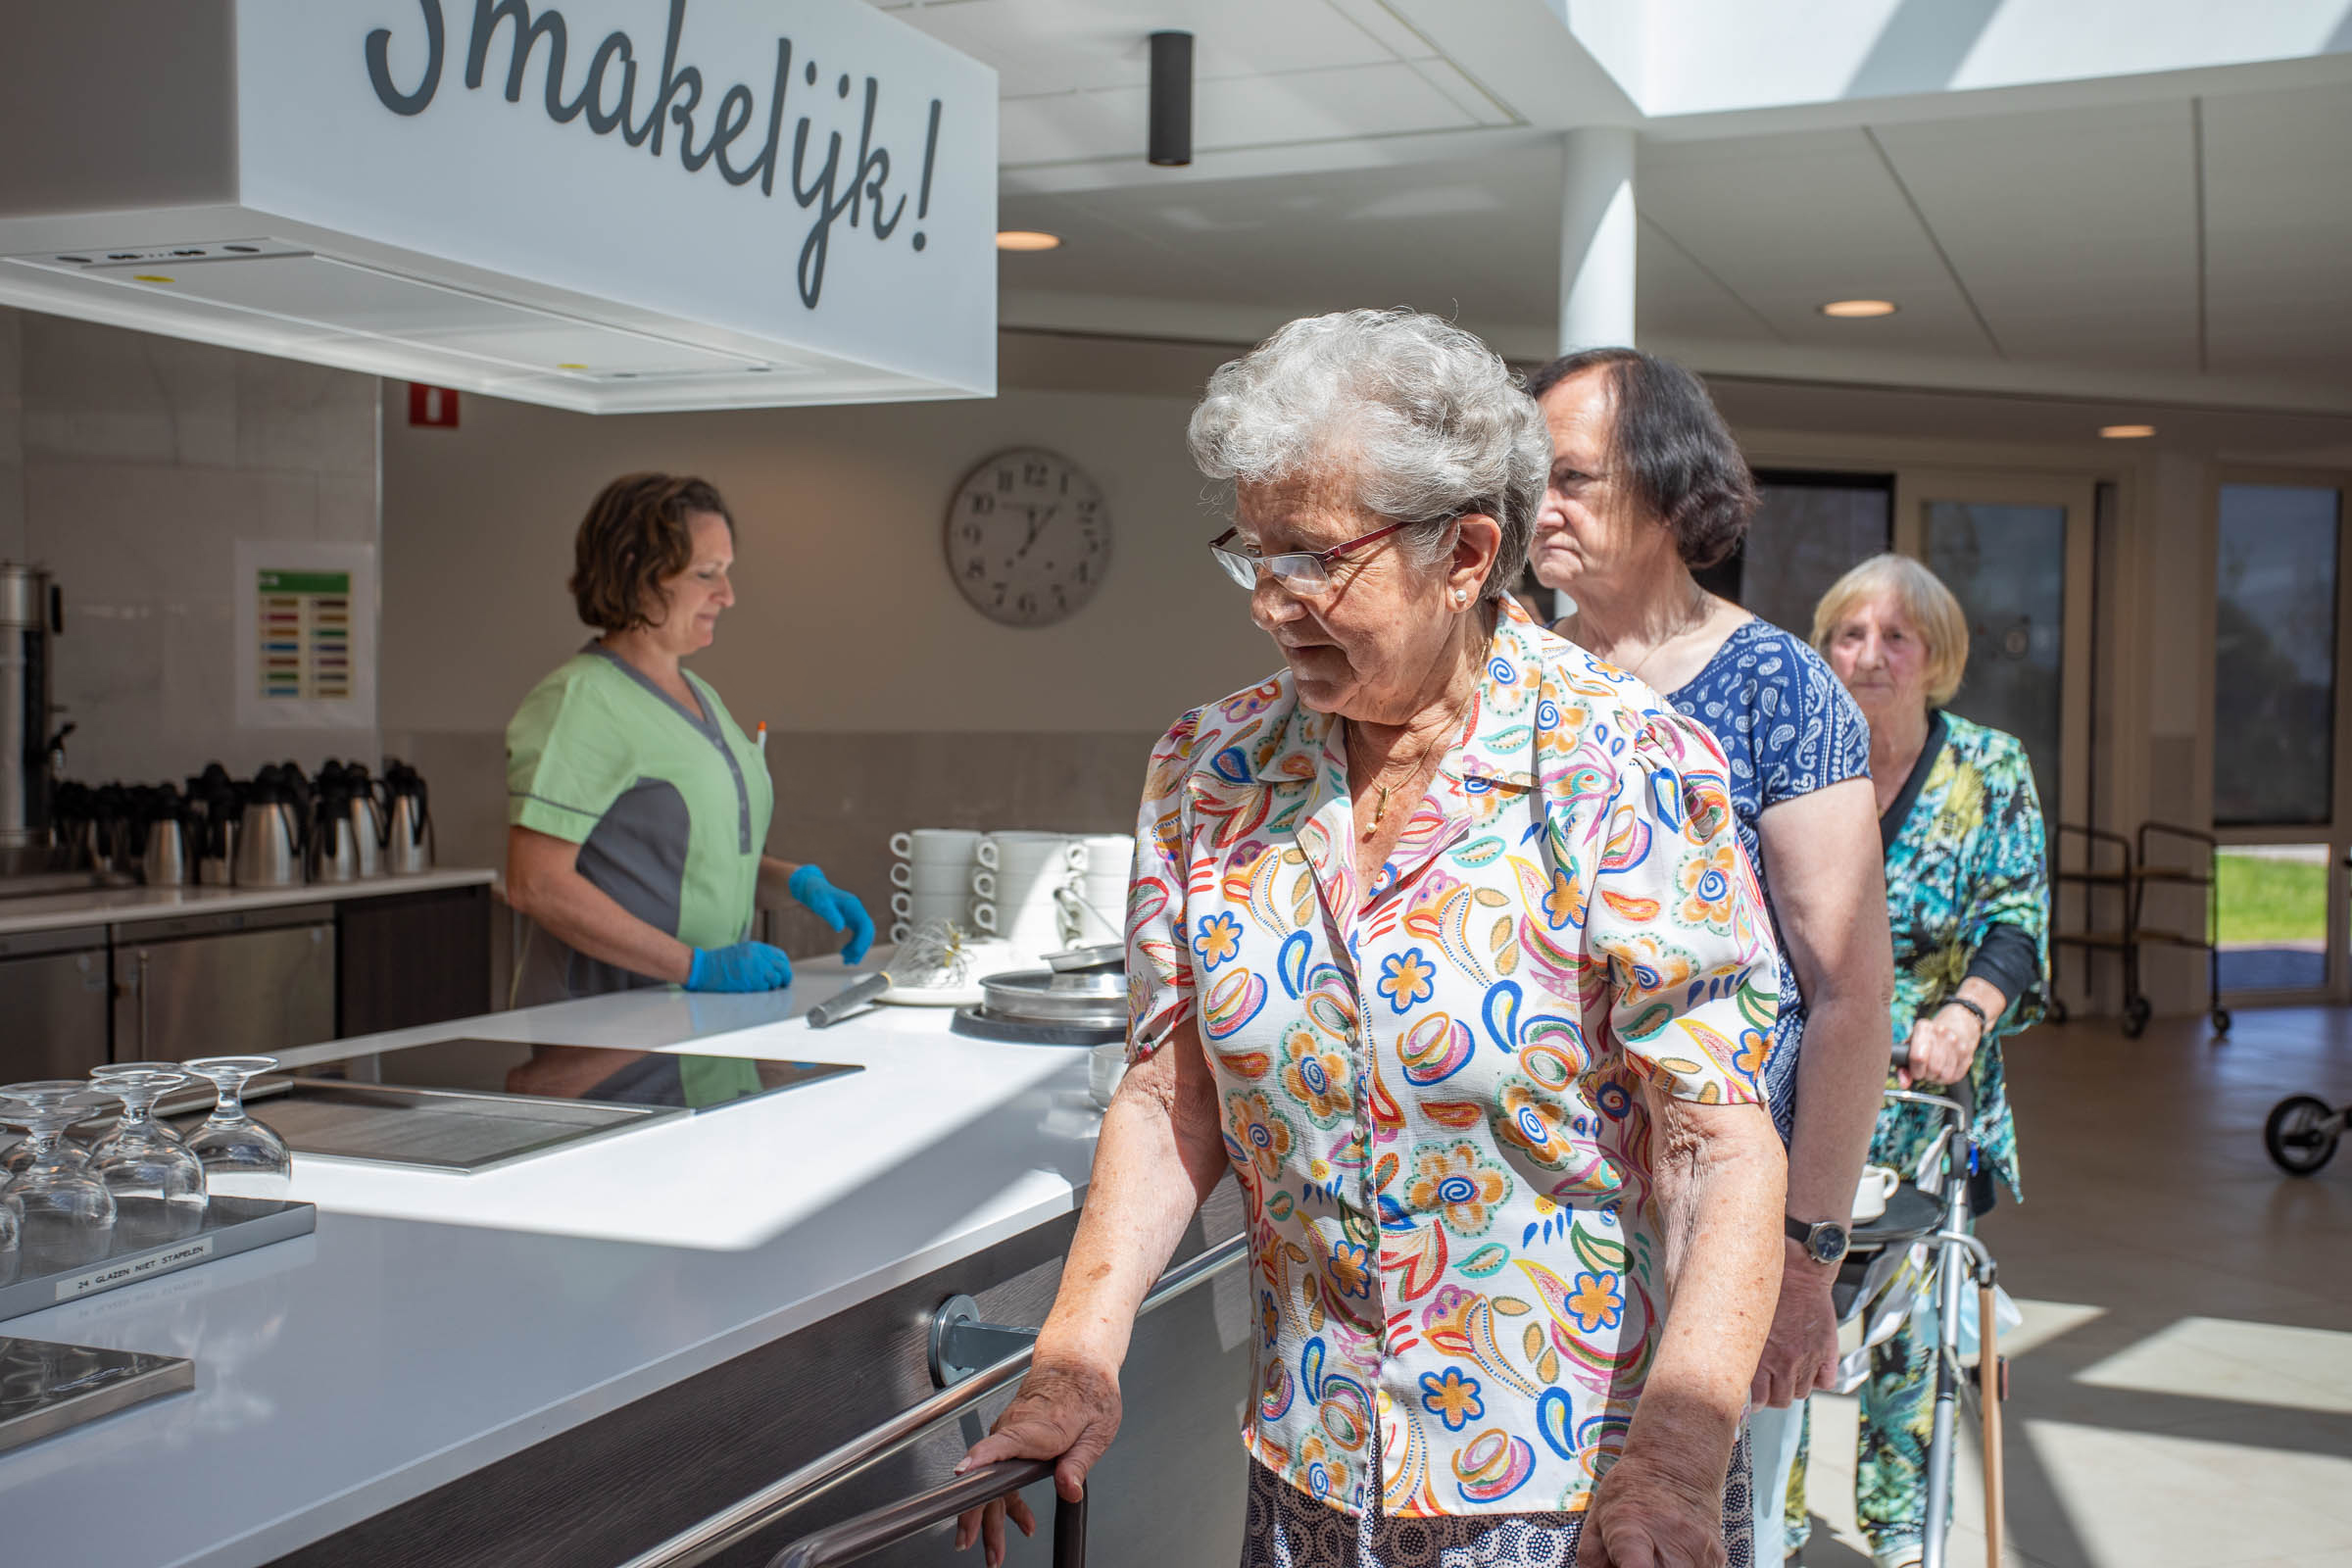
[1792,1006,2352,1568]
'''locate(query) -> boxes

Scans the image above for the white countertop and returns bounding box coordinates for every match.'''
[0,959,1106,1568]
[0,867,497,937]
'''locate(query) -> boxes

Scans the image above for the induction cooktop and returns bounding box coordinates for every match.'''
[306,1039,861,1112]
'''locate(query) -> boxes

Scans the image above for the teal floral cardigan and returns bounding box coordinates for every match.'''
[1871,710,2050,1199]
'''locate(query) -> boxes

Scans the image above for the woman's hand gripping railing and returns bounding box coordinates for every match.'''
[615,1232,1248,1568]
[764,1460,1085,1568]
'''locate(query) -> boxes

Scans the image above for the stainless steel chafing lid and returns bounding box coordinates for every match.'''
[976,967,1126,1025]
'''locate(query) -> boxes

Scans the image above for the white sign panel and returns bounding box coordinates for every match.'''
[234,541,381,732]
[233,0,996,395]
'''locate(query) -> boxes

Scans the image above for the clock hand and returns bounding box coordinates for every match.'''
[1013,505,1060,561]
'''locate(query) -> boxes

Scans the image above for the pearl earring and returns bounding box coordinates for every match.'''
[1453,589,1467,606]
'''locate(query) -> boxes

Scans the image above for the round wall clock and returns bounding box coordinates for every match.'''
[944,448,1110,627]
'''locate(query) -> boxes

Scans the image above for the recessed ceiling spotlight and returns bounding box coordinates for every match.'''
[2099,423,2157,439]
[996,230,1062,252]
[1820,299,1897,318]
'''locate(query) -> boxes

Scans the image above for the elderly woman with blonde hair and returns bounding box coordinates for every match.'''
[956,309,1789,1568]
[1789,553,2049,1568]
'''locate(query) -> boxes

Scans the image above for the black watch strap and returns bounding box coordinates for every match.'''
[1785,1214,1848,1265]
[1943,994,1991,1035]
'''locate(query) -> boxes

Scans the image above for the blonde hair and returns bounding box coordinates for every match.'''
[1810,553,1970,707]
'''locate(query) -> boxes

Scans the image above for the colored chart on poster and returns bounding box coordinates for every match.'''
[256,569,354,702]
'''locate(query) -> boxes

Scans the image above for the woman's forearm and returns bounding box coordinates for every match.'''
[1036,1033,1228,1371]
[756,856,805,906]
[1626,1095,1787,1487]
[508,829,695,982]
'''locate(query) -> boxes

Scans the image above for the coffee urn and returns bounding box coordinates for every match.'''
[0,564,64,876]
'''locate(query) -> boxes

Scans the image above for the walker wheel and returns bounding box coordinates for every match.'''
[2124,996,2152,1038]
[2211,1006,2232,1036]
[2265,1095,2339,1176]
[2045,997,2070,1025]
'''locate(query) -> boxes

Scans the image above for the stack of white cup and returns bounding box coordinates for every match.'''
[971,832,1087,959]
[888,829,983,945]
[1057,834,1135,946]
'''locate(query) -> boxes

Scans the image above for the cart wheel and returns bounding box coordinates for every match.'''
[2211,1006,2232,1036]
[2124,996,2152,1038]
[2264,1095,2340,1176]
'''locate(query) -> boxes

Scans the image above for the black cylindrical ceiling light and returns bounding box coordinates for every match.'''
[1149,30,1193,167]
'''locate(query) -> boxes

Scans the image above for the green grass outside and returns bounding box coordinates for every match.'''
[2215,853,2329,945]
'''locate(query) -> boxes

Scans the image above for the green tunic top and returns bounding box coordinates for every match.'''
[1870,710,2050,1198]
[506,644,774,1005]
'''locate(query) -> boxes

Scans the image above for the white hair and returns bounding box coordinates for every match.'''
[1186,310,1549,599]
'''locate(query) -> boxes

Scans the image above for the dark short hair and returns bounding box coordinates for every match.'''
[568,473,734,634]
[1525,348,1757,569]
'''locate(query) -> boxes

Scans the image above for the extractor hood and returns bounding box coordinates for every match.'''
[0,0,997,413]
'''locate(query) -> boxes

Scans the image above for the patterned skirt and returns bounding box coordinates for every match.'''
[1240,1434,1753,1568]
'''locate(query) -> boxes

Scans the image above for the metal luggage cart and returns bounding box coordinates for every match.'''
[2046,820,2229,1038]
[2132,821,2226,1036]
[1829,1041,2009,1568]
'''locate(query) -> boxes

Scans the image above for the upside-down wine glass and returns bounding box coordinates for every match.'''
[0,1084,120,1250]
[88,1063,209,1235]
[180,1056,293,1200]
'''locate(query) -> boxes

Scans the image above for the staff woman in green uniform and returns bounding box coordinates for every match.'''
[504,473,872,1004]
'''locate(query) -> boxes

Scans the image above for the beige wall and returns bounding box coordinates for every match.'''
[1,307,380,785]
[380,347,1276,952]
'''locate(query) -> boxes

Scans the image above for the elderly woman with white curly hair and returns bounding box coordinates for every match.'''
[956,311,1788,1568]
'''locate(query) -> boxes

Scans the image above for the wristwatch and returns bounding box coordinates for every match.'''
[1786,1214,1849,1267]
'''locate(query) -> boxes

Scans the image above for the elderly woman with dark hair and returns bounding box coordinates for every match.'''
[957,311,1788,1568]
[1525,353,1893,1563]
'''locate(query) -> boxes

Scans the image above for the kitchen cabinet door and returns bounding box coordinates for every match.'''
[113,921,335,1063]
[0,943,111,1082]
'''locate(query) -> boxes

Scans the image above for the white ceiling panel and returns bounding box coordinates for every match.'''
[875,0,1403,98]
[1872,101,2200,372]
[1004,61,1484,166]
[1636,130,1998,359]
[1635,219,1783,347]
[1001,142,1562,330]
[2201,79,2352,380]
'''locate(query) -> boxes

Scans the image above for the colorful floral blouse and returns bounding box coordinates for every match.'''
[1872,710,2049,1198]
[1124,600,1782,1519]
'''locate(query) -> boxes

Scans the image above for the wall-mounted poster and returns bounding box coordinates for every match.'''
[234,540,377,730]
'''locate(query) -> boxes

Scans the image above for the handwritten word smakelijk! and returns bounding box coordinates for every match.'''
[363,0,945,308]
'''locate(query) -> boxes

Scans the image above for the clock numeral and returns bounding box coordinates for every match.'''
[1052,584,1067,610]
[1017,591,1038,617]
[1022,461,1051,487]
[960,522,982,544]
[964,559,984,580]
[969,493,995,515]
[996,468,1014,493]
[993,583,1007,608]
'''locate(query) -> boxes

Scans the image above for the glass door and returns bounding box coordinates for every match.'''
[1894,473,2096,834]
[2212,478,2345,1004]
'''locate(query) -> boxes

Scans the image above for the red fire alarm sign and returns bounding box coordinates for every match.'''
[408,383,461,428]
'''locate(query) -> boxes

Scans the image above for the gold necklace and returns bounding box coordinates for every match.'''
[1359,692,1476,840]
[1618,585,1712,689]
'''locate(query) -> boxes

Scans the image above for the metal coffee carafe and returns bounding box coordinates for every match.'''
[233,773,304,888]
[188,766,240,885]
[317,760,385,878]
[305,779,365,884]
[382,759,433,875]
[136,791,192,886]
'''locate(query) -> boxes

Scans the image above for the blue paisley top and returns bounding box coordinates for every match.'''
[1663,618,1871,1141]
[1126,601,1780,1518]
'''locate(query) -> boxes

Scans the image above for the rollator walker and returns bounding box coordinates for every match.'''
[1822,1037,2011,1568]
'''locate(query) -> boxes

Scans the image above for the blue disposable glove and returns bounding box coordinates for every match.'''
[685,941,793,992]
[789,863,875,964]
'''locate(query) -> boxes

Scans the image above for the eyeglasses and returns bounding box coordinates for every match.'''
[1207,517,1444,595]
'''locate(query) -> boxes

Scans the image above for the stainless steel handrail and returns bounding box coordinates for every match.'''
[765,1459,1081,1568]
[617,1230,1249,1568]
